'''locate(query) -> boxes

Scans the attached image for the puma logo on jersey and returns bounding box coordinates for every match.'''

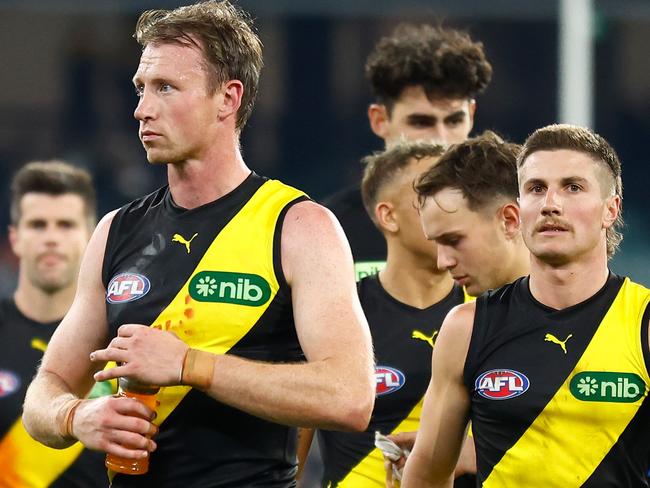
[31,337,48,353]
[544,333,573,354]
[412,329,438,348]
[172,233,198,254]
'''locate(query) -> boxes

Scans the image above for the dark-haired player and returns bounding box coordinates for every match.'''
[416,132,529,297]
[324,23,492,281]
[0,161,109,487]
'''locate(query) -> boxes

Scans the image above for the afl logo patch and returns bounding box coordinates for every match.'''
[476,369,530,400]
[106,273,151,304]
[0,370,20,398]
[375,366,406,396]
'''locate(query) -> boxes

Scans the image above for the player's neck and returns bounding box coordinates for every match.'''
[380,248,453,309]
[528,248,609,310]
[13,279,73,324]
[167,135,250,209]
[502,240,531,285]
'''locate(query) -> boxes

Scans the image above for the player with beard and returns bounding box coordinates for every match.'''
[0,161,109,487]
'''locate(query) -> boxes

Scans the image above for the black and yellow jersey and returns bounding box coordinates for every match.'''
[103,173,308,487]
[319,275,469,487]
[323,186,386,281]
[0,298,110,487]
[464,273,650,487]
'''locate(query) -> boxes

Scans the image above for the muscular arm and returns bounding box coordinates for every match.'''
[93,201,375,431]
[401,302,475,488]
[23,212,156,458]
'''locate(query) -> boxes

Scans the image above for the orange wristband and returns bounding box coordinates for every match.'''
[180,349,215,390]
[57,398,82,440]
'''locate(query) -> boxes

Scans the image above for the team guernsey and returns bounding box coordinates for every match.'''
[0,299,109,488]
[103,173,307,487]
[319,275,469,487]
[464,274,650,487]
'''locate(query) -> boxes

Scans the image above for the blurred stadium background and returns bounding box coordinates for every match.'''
[0,0,648,296]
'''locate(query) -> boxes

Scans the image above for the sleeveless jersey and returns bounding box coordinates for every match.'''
[464,274,650,487]
[319,275,470,487]
[323,186,386,281]
[0,298,109,487]
[102,173,308,487]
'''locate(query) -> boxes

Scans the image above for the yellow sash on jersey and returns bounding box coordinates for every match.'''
[147,180,305,426]
[336,291,474,487]
[0,418,83,488]
[336,400,423,487]
[485,279,650,487]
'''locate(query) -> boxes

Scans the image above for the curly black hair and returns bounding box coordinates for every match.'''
[366,24,492,111]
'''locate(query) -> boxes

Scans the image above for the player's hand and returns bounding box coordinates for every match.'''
[387,431,417,451]
[72,395,157,458]
[382,431,416,487]
[383,455,406,488]
[90,324,189,386]
[383,456,401,487]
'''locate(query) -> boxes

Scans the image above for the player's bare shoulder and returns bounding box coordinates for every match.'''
[282,200,344,241]
[445,301,477,333]
[89,209,119,242]
[83,210,120,263]
[281,200,352,285]
[434,301,476,368]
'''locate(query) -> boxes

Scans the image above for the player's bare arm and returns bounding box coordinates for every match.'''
[383,423,476,487]
[401,302,474,488]
[296,427,316,482]
[23,211,157,459]
[91,200,376,431]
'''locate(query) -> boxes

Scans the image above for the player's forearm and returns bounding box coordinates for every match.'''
[401,452,454,488]
[455,435,477,477]
[193,353,374,431]
[22,370,81,449]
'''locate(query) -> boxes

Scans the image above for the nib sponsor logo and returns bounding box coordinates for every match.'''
[476,369,530,400]
[189,271,271,306]
[106,273,151,304]
[375,366,405,396]
[570,372,646,403]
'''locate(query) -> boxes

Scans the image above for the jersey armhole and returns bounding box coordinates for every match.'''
[101,208,127,288]
[462,297,486,392]
[640,300,650,376]
[272,195,310,295]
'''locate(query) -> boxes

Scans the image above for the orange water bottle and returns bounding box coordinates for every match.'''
[105,377,159,475]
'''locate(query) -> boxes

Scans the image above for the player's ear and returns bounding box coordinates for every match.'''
[500,202,520,239]
[602,194,621,229]
[467,99,477,133]
[218,80,244,123]
[368,104,390,140]
[8,225,21,257]
[375,201,398,234]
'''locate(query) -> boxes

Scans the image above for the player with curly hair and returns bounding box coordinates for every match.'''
[325,23,492,281]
